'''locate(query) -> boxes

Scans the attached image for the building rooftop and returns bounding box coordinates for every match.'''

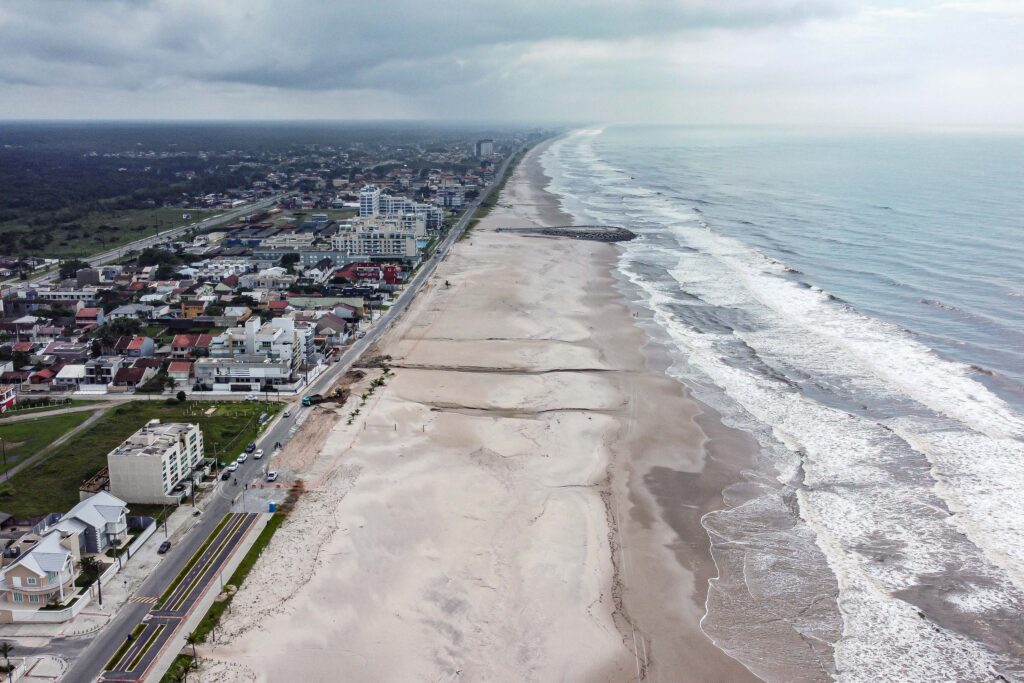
[109,421,198,459]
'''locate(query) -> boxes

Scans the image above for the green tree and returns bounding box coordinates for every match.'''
[0,641,13,670]
[59,259,90,280]
[176,390,187,403]
[79,556,105,606]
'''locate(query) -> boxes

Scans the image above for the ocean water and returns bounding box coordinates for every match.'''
[540,127,1024,681]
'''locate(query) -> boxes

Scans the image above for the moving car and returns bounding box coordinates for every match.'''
[253,449,264,460]
[283,410,291,418]
[265,471,278,482]
[245,393,257,401]
[158,541,172,554]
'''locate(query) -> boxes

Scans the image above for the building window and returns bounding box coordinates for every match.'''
[26,577,37,586]
[29,594,39,603]
[13,593,22,602]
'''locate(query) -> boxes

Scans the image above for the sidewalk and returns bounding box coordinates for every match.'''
[0,500,208,644]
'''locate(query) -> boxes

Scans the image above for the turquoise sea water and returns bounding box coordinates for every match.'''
[542,127,1024,681]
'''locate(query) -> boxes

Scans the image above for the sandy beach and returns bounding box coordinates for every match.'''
[200,141,760,682]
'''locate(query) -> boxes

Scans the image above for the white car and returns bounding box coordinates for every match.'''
[253,449,264,460]
[237,453,248,463]
[245,393,257,401]
[265,471,278,482]
[283,410,291,418]
[227,462,239,472]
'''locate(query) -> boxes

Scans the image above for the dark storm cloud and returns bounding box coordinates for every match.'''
[0,0,843,90]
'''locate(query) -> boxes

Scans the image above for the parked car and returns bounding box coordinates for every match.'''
[237,452,248,463]
[265,471,278,482]
[158,541,172,554]
[221,471,231,480]
[227,462,239,472]
[245,393,257,401]
[245,442,256,453]
[253,449,264,460]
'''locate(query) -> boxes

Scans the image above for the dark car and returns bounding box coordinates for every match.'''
[221,470,231,481]
[245,442,256,453]
[158,540,172,554]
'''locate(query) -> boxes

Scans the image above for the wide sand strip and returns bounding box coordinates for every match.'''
[201,142,757,682]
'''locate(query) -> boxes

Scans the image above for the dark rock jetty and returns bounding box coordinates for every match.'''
[496,225,636,242]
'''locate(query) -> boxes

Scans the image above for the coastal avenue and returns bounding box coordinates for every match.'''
[61,143,526,683]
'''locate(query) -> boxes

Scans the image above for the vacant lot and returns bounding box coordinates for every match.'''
[0,400,279,516]
[0,207,217,258]
[0,410,96,474]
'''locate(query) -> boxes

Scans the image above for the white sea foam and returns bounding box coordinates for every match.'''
[542,130,1024,680]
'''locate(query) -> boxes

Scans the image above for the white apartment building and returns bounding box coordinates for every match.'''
[260,232,318,249]
[359,185,381,217]
[400,212,428,238]
[377,194,445,232]
[331,221,419,259]
[209,317,301,371]
[107,421,205,504]
[184,258,253,280]
[193,355,295,392]
[475,139,494,158]
[379,194,412,215]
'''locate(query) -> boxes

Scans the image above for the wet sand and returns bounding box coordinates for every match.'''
[199,141,762,682]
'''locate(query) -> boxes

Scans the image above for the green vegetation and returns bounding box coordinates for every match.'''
[0,208,217,258]
[159,654,196,683]
[0,400,278,516]
[191,513,286,643]
[0,399,98,419]
[0,410,96,474]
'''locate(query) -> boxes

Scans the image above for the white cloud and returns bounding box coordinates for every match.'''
[0,0,1020,125]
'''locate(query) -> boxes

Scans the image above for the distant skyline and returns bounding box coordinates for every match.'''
[1,0,1022,126]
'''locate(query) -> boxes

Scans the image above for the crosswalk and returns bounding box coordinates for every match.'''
[129,595,158,605]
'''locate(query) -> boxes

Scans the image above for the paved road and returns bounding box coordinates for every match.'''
[60,144,526,683]
[99,514,258,682]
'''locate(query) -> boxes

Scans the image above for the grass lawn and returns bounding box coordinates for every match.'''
[0,399,99,419]
[0,400,279,517]
[0,207,219,258]
[0,410,95,474]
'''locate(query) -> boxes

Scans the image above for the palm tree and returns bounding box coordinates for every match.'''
[79,556,104,607]
[186,631,200,660]
[0,641,13,671]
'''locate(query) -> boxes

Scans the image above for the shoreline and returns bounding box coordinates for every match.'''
[198,140,763,681]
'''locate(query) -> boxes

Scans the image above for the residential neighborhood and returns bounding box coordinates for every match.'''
[0,156,511,404]
[0,127,530,682]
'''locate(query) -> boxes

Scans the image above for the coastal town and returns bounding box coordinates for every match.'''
[0,132,532,682]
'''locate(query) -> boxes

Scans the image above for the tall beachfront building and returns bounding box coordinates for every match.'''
[107,421,205,504]
[475,139,494,158]
[359,185,381,217]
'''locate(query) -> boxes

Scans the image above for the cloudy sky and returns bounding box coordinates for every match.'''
[0,0,1021,125]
